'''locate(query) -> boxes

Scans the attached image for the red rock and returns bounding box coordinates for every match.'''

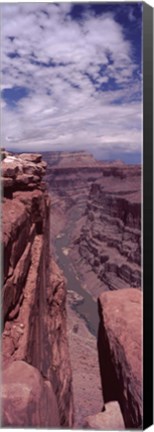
[3,242,31,321]
[1,152,74,429]
[18,153,42,163]
[2,198,29,281]
[10,219,31,268]
[2,160,21,178]
[2,360,60,427]
[1,154,47,197]
[98,288,142,428]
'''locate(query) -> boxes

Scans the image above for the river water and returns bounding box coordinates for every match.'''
[52,203,104,427]
[55,234,99,336]
[54,204,99,336]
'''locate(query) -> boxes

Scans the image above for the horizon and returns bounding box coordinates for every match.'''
[1,2,142,163]
[5,147,141,165]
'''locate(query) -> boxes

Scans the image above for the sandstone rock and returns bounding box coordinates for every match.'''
[1,152,73,429]
[2,198,29,281]
[68,164,141,292]
[2,336,15,358]
[2,360,60,427]
[3,242,31,321]
[15,173,35,184]
[1,154,47,197]
[2,157,24,177]
[46,259,74,427]
[18,153,42,163]
[84,401,125,429]
[10,219,31,269]
[98,288,142,428]
[22,162,41,176]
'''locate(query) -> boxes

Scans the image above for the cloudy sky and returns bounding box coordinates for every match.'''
[1,2,142,162]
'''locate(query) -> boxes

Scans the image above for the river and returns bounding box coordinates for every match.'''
[52,202,103,427]
[54,204,99,336]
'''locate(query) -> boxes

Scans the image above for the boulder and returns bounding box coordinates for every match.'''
[2,360,60,427]
[98,288,142,428]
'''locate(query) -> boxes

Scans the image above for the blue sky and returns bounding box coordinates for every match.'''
[1,2,142,162]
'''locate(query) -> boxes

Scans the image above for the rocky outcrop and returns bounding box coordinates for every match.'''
[1,152,73,428]
[2,153,46,199]
[97,288,142,429]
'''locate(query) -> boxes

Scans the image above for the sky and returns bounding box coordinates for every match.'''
[1,2,142,162]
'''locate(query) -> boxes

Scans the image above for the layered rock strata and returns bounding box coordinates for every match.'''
[72,174,141,294]
[42,150,142,428]
[1,152,73,428]
[43,151,141,297]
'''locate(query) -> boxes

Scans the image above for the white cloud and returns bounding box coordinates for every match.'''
[1,3,142,158]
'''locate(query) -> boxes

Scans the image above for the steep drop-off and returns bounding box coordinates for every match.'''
[72,175,141,295]
[43,150,142,429]
[1,151,73,428]
[1,149,142,429]
[44,151,141,299]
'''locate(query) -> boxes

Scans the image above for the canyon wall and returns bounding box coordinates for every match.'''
[43,151,142,429]
[1,150,142,429]
[44,152,141,296]
[75,176,141,292]
[1,151,73,428]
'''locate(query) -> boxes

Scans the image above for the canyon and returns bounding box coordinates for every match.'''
[1,149,142,429]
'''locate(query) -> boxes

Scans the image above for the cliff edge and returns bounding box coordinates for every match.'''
[1,151,73,427]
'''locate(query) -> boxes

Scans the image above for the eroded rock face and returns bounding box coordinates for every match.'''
[98,288,142,428]
[42,150,142,428]
[1,152,73,428]
[43,151,141,298]
[1,153,46,198]
[74,175,141,293]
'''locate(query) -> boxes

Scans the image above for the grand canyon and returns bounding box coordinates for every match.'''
[1,148,142,429]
